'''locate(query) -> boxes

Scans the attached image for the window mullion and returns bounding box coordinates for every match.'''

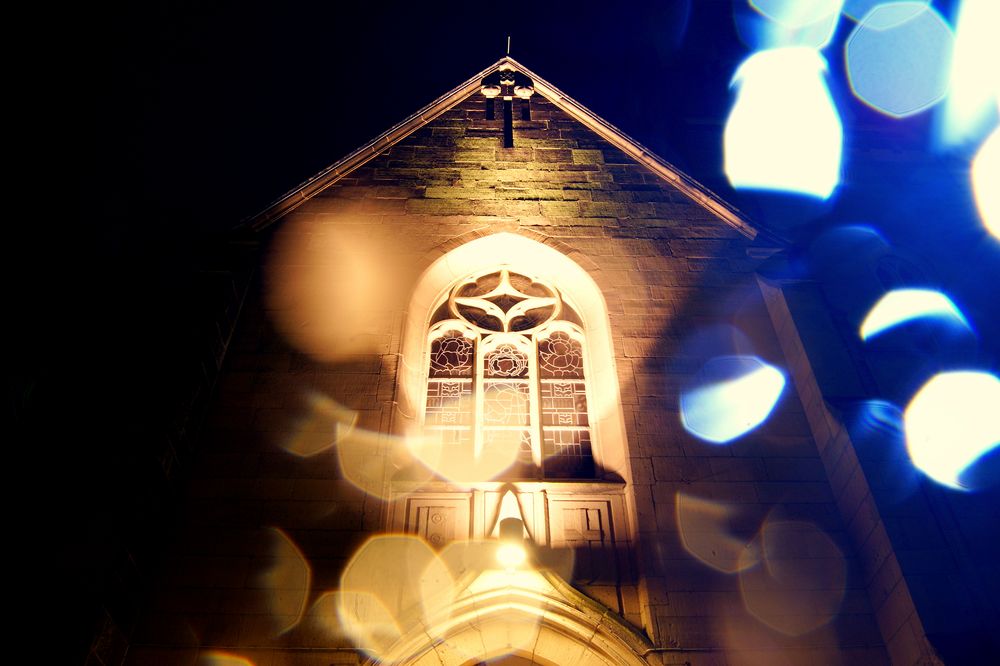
[529,335,543,471]
[473,334,485,459]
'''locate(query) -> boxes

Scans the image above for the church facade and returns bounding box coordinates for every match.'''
[120,58,955,665]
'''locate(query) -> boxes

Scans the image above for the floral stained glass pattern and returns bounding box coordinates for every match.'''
[430,332,474,377]
[426,330,475,449]
[538,332,584,378]
[485,344,529,377]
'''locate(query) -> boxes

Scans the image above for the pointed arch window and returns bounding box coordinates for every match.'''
[423,269,595,479]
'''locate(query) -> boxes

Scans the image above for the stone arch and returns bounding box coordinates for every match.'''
[396,231,630,481]
[375,570,652,666]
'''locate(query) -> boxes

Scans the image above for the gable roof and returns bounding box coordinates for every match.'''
[244,57,759,239]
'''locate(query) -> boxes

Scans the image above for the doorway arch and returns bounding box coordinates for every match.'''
[375,569,652,666]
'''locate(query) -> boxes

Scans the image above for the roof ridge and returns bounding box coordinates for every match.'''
[242,56,761,240]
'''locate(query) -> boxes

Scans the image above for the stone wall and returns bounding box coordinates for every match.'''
[126,92,887,665]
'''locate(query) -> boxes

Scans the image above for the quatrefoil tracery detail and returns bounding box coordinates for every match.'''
[448,269,561,333]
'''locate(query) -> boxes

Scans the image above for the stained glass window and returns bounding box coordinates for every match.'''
[425,381,473,426]
[538,331,592,478]
[423,269,595,479]
[429,332,474,377]
[425,328,474,459]
[540,381,589,427]
[538,331,584,378]
[484,344,529,378]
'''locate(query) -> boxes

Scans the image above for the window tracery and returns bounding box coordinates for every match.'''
[429,332,474,376]
[423,269,595,479]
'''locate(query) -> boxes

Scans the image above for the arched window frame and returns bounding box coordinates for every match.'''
[420,269,597,479]
[398,232,630,484]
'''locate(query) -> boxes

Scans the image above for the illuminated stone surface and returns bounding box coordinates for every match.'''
[115,61,921,666]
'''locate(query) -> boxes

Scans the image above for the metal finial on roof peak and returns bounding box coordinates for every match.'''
[507,35,511,56]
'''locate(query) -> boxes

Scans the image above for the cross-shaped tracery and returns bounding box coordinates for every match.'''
[450,269,560,333]
[424,268,594,479]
